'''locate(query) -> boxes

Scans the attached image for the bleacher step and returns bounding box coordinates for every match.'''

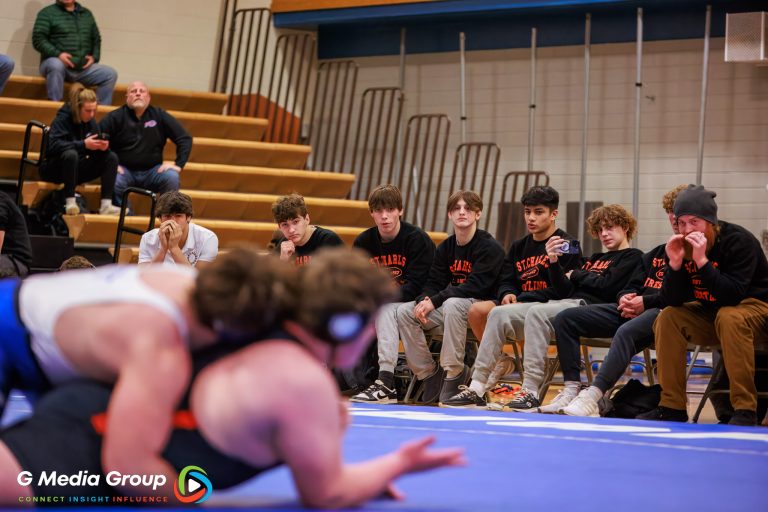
[0,124,311,169]
[4,76,228,114]
[62,215,448,248]
[0,98,267,141]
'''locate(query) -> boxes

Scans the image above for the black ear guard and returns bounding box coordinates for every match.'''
[317,311,371,346]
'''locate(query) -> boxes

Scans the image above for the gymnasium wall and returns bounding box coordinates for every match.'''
[350,38,768,248]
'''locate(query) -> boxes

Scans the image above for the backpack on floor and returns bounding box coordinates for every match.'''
[603,378,661,419]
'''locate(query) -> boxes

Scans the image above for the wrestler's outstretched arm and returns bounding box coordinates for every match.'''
[270,364,466,508]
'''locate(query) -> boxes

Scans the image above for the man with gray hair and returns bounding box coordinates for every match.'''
[99,81,192,206]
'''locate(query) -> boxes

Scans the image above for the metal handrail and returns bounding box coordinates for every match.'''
[16,120,49,206]
[113,187,158,263]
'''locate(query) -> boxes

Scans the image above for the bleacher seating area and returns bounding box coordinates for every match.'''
[0,75,448,267]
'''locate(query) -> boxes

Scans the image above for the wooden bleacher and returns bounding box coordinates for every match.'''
[0,98,267,140]
[2,151,355,198]
[0,74,448,263]
[3,76,228,114]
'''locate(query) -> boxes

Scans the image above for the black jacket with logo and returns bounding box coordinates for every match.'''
[549,247,644,304]
[354,221,435,302]
[497,229,583,303]
[418,229,505,308]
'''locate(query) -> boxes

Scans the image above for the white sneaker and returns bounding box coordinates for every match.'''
[538,387,580,414]
[560,389,600,417]
[486,354,518,389]
[99,203,121,215]
[65,203,80,215]
[349,380,397,404]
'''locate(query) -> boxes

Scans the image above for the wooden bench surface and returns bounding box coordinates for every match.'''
[0,124,311,169]
[4,76,228,114]
[0,98,267,141]
[22,183,371,226]
[2,152,355,198]
[63,215,448,247]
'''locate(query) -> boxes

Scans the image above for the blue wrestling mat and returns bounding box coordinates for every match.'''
[2,401,766,511]
[212,404,767,511]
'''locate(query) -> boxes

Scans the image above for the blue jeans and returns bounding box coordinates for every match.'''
[553,303,659,392]
[114,164,180,206]
[39,57,118,104]
[0,54,14,95]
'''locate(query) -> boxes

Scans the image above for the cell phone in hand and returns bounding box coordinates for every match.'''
[95,132,109,141]
[560,240,581,254]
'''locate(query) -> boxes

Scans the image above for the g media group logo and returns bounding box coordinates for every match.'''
[173,466,212,504]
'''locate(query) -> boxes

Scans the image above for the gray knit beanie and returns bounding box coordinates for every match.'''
[673,184,718,225]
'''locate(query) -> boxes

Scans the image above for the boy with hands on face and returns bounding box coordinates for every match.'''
[139,192,218,268]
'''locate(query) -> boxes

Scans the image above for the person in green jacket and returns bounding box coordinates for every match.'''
[32,0,117,104]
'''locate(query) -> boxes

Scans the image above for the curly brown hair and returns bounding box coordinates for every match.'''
[272,193,308,224]
[661,184,688,213]
[586,204,637,241]
[191,246,298,340]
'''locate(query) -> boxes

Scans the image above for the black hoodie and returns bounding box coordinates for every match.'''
[549,247,643,304]
[418,229,505,308]
[46,103,100,159]
[354,221,435,302]
[662,221,768,308]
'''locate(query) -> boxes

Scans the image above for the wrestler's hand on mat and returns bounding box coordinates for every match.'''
[396,435,466,474]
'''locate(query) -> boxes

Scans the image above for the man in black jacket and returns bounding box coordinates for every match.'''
[0,192,32,278]
[99,81,192,206]
[396,190,505,405]
[639,185,768,426]
[350,185,435,403]
[553,185,686,417]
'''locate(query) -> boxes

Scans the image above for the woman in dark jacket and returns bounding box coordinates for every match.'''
[41,82,119,215]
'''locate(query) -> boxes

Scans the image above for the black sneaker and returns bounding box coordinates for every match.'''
[490,388,540,412]
[439,365,469,404]
[728,409,758,426]
[636,406,688,422]
[419,366,445,405]
[440,385,487,408]
[350,380,397,404]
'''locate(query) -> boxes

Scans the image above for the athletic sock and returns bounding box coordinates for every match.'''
[378,371,395,389]
[585,385,603,401]
[469,380,486,395]
[65,197,77,208]
[564,380,581,393]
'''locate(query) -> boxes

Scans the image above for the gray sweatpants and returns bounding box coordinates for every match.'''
[471,302,540,389]
[374,302,403,374]
[397,297,477,379]
[520,299,585,394]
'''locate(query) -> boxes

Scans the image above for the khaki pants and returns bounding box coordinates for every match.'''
[653,298,768,411]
